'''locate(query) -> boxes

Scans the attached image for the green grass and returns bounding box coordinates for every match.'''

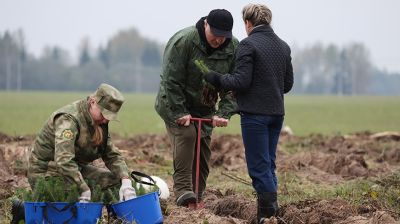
[284,95,400,135]
[0,91,399,136]
[278,171,400,212]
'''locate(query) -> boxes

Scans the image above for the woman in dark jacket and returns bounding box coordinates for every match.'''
[204,3,293,223]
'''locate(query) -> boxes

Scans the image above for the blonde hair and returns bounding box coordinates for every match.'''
[92,125,103,146]
[87,96,104,146]
[242,3,272,26]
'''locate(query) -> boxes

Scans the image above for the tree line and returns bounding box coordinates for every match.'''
[292,43,400,95]
[0,28,162,92]
[1,29,399,95]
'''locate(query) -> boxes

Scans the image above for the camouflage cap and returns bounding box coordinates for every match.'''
[93,83,125,121]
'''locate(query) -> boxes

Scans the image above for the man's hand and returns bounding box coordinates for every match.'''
[119,178,136,202]
[79,190,91,203]
[176,114,192,126]
[212,115,229,127]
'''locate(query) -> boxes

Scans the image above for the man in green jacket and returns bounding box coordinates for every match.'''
[155,9,238,208]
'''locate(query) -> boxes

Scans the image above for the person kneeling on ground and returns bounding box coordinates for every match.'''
[11,83,136,223]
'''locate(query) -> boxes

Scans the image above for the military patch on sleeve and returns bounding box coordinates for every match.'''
[61,129,74,140]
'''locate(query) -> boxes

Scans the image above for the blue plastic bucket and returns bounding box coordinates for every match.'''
[111,192,163,224]
[24,202,103,224]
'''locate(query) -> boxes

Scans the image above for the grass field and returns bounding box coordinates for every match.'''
[0,91,399,136]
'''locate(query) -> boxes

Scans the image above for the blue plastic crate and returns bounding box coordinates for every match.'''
[24,202,103,224]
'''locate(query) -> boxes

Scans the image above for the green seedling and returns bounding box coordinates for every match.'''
[194,59,210,74]
[133,181,160,196]
[22,177,117,203]
[23,177,80,202]
[194,59,219,106]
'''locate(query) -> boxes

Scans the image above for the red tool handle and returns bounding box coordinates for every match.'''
[190,118,212,122]
[190,118,212,205]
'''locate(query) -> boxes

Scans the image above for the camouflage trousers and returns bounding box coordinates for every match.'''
[165,122,211,201]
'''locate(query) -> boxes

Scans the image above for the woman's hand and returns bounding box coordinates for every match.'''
[119,178,136,201]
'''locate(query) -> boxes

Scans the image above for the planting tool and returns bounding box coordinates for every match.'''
[190,117,212,209]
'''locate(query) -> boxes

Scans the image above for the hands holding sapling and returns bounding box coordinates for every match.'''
[194,60,223,88]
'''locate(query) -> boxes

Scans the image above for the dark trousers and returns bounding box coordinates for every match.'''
[165,122,211,199]
[240,113,283,193]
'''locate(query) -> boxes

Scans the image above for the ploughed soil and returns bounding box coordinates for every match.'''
[1,131,400,223]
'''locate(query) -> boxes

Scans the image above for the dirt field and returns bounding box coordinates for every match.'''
[1,131,400,223]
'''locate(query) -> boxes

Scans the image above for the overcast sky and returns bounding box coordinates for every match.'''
[1,0,399,72]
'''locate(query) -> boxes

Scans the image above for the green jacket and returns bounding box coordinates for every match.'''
[155,25,238,136]
[29,99,129,192]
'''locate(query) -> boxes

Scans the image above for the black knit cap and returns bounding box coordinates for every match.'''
[206,9,233,38]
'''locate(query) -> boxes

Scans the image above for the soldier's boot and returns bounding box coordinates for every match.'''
[11,199,25,224]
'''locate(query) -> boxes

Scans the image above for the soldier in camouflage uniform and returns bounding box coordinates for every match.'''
[12,83,136,223]
[155,9,238,208]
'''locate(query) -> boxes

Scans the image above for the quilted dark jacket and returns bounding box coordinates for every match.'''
[220,24,293,115]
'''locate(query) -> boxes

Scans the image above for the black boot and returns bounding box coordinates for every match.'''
[257,192,278,223]
[11,199,25,224]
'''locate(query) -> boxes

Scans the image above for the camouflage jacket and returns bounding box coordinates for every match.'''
[29,99,129,192]
[155,25,238,136]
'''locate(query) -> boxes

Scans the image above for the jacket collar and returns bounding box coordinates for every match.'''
[80,98,96,127]
[249,24,273,35]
